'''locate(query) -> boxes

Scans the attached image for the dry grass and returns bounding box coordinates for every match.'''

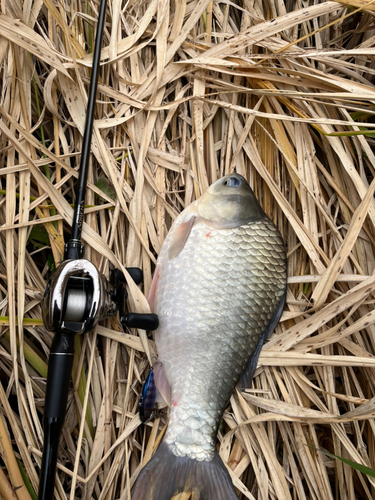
[1,0,375,499]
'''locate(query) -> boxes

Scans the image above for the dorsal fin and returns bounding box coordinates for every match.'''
[241,290,286,388]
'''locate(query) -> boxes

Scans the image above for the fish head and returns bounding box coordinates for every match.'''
[197,173,265,229]
[167,174,266,259]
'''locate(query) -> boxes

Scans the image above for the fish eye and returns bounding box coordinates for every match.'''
[223,176,241,187]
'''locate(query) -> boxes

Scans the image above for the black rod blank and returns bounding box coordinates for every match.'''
[65,0,108,260]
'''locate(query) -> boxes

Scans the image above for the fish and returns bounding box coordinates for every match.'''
[131,173,287,500]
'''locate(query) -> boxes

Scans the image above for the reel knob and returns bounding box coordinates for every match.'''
[122,313,159,331]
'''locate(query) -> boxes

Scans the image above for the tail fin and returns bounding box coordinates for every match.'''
[131,442,239,500]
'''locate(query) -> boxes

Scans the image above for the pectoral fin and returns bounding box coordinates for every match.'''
[168,214,196,260]
[148,266,160,312]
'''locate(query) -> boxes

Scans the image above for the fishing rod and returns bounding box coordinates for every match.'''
[38,2,158,499]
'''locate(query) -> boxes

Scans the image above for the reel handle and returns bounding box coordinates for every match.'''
[111,268,159,331]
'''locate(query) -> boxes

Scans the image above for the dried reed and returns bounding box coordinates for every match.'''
[1,1,375,499]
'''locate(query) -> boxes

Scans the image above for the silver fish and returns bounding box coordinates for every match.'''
[132,173,287,500]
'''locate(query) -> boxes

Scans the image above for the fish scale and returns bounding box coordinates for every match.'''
[154,217,286,462]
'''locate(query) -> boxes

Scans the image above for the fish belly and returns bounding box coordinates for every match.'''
[154,217,286,461]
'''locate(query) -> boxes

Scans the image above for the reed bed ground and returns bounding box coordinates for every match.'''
[1,0,375,499]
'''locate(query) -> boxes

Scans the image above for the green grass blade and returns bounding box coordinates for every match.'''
[17,459,37,500]
[307,445,375,478]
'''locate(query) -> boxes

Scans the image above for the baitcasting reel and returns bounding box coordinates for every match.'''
[42,258,159,335]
